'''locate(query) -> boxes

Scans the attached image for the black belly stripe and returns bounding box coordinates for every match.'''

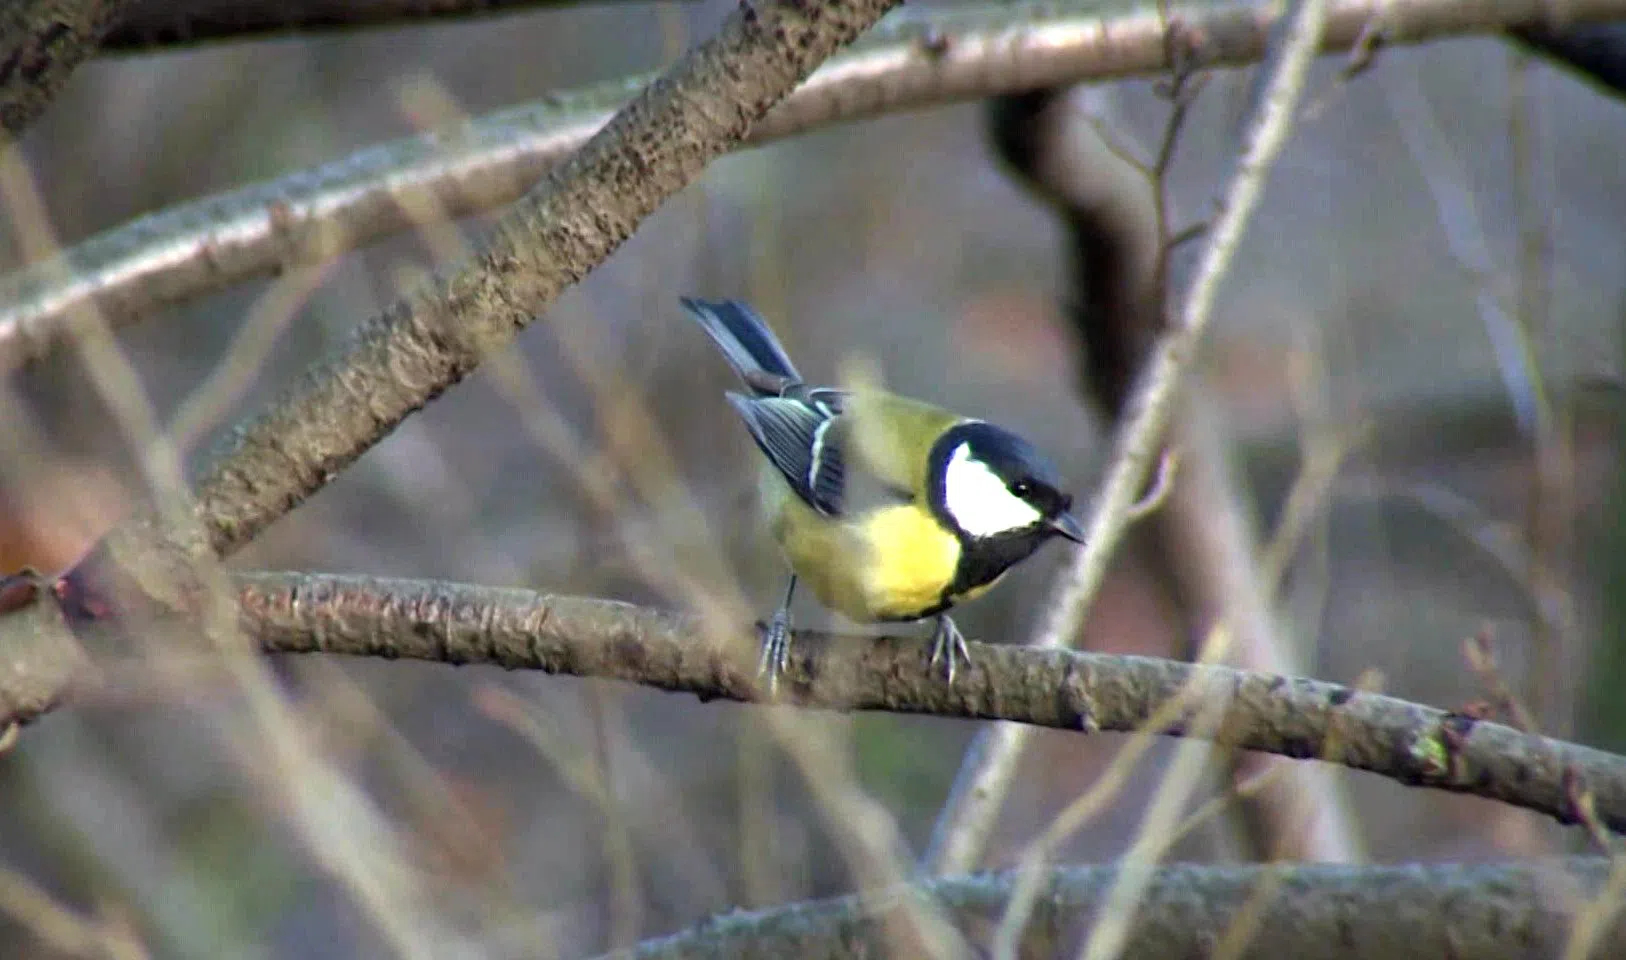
[878,596,958,623]
[943,530,1047,604]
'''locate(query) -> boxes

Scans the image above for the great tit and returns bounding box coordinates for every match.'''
[681,298,1086,687]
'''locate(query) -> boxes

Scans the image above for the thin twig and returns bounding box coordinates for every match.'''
[927,0,1335,875]
[8,0,1626,368]
[1074,625,1238,960]
[1122,449,1180,522]
[0,863,148,960]
[381,80,957,948]
[0,143,477,960]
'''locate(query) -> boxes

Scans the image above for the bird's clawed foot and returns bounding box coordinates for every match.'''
[758,606,792,693]
[929,614,972,684]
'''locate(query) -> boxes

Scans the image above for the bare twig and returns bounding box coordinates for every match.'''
[1073,628,1237,960]
[165,261,331,452]
[1506,47,1574,745]
[1122,449,1180,523]
[0,863,148,960]
[988,638,1233,960]
[1464,626,1541,733]
[8,0,1626,368]
[103,0,619,50]
[594,858,1621,960]
[988,428,1366,951]
[2,142,478,958]
[928,0,1338,874]
[474,685,645,950]
[929,83,1163,877]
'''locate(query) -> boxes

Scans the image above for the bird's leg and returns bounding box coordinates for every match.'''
[929,613,972,684]
[760,574,798,691]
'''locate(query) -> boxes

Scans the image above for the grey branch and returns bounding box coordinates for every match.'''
[64,0,900,617]
[232,573,1626,834]
[104,0,630,50]
[6,0,1626,369]
[8,571,1626,831]
[1,0,132,137]
[600,858,1621,960]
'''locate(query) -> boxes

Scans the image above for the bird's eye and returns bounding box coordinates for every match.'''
[1011,479,1033,497]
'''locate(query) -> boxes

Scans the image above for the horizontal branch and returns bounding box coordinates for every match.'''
[103,0,617,50]
[6,0,1626,367]
[605,858,1621,960]
[236,572,1626,834]
[4,569,1624,831]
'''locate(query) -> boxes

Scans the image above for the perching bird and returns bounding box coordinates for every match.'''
[681,298,1085,688]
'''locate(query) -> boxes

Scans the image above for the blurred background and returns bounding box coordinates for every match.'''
[1,0,1624,956]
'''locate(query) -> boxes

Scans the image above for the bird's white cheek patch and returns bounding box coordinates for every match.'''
[944,443,1042,538]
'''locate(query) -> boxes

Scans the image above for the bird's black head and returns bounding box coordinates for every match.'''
[925,421,1085,546]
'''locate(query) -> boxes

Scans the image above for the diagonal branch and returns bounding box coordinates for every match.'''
[597,857,1621,960]
[58,0,901,622]
[8,0,1626,369]
[1,0,133,138]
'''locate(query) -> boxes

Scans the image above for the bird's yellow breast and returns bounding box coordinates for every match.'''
[754,390,1000,623]
[767,473,988,623]
[854,503,963,620]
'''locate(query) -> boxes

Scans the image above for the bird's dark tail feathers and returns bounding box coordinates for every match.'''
[679,297,803,397]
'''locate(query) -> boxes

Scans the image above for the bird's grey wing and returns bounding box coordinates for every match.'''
[726,393,846,516]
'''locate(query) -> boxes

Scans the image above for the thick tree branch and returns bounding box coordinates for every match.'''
[8,569,1626,830]
[601,858,1621,960]
[103,0,624,50]
[54,0,900,629]
[6,0,1626,369]
[1,0,132,137]
[23,572,1601,834]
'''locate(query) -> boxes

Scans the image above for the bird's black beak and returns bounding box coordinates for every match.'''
[1047,512,1086,544]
